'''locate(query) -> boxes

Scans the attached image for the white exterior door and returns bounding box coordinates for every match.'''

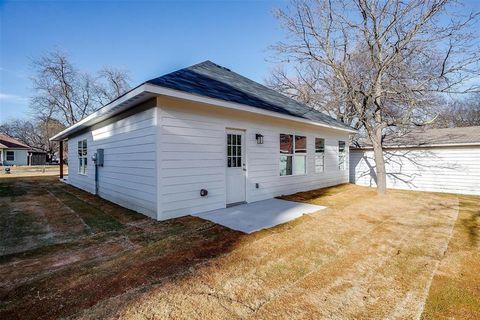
[226,130,246,205]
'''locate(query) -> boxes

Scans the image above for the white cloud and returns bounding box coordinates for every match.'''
[0,93,28,103]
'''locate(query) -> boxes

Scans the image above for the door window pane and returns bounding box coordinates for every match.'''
[227,133,242,168]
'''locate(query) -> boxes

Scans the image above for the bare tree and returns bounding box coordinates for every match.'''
[432,93,480,127]
[30,50,131,126]
[0,117,65,157]
[271,0,480,194]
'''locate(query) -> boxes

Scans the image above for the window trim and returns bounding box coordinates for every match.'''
[227,133,243,168]
[315,137,325,173]
[6,150,15,161]
[78,139,88,175]
[279,133,307,177]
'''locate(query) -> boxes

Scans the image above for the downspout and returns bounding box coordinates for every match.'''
[59,140,64,179]
[95,161,99,195]
[92,149,103,195]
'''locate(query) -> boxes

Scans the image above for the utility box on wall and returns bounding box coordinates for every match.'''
[96,149,104,167]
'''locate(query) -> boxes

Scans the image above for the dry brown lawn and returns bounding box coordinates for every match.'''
[0,177,478,319]
[0,165,67,178]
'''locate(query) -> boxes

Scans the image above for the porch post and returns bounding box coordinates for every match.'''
[59,140,64,179]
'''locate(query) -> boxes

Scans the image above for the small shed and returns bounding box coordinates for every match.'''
[28,149,48,166]
[350,126,480,195]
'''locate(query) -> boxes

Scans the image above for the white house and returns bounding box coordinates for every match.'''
[51,61,356,220]
[0,134,29,166]
[350,126,480,196]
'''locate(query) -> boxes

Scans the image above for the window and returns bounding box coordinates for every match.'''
[227,133,242,168]
[315,138,325,173]
[6,151,14,161]
[78,139,88,175]
[280,134,306,176]
[338,141,346,170]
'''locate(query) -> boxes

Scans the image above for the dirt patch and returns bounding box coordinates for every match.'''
[1,177,477,320]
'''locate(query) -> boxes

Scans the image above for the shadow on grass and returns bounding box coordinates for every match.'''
[47,186,124,233]
[459,196,480,247]
[0,176,246,320]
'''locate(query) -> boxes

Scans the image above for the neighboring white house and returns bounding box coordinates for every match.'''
[350,126,480,196]
[0,134,29,166]
[51,61,356,220]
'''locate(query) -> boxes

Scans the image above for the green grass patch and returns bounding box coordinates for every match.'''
[0,183,27,197]
[0,205,50,255]
[48,187,124,233]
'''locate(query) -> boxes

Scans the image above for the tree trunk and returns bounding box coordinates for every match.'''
[371,129,387,195]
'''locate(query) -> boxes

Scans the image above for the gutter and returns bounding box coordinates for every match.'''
[351,142,480,150]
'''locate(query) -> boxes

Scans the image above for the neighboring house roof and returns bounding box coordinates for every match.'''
[353,126,480,149]
[146,61,353,131]
[0,134,30,149]
[51,61,356,141]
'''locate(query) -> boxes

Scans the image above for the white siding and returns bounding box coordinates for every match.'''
[350,147,480,195]
[158,98,350,220]
[67,107,158,218]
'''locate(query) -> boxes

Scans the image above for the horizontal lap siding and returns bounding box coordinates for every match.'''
[2,149,28,166]
[350,147,480,195]
[159,101,350,220]
[159,111,226,219]
[68,108,158,218]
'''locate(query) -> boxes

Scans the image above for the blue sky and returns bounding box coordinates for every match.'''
[1,0,479,122]
[0,0,286,121]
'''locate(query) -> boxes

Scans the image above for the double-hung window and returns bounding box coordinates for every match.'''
[78,139,88,175]
[315,138,325,173]
[6,151,14,161]
[280,134,307,176]
[338,141,346,170]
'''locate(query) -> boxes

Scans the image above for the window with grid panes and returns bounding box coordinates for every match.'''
[227,134,242,167]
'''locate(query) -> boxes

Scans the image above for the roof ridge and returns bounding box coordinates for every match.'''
[191,61,323,116]
[144,61,356,132]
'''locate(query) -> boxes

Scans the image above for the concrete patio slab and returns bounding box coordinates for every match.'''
[192,198,326,233]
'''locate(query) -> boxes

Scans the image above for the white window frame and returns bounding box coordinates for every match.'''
[280,134,307,176]
[227,133,242,168]
[338,140,347,171]
[6,151,15,161]
[78,139,88,175]
[315,138,325,173]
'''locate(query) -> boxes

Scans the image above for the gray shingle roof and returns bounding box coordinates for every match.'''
[354,126,480,149]
[0,134,29,149]
[147,60,354,132]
